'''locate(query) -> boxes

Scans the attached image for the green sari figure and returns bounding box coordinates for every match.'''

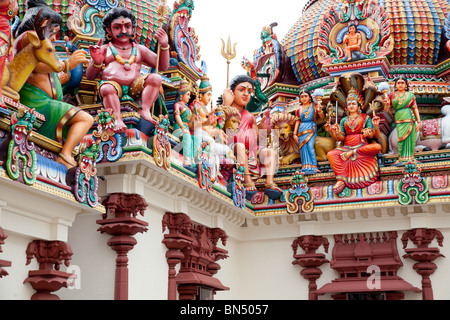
[173,79,201,166]
[384,76,421,166]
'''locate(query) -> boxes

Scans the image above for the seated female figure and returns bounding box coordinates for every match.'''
[222,75,281,193]
[172,80,200,167]
[325,88,381,194]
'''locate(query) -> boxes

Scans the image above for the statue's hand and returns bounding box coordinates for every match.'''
[372,115,380,128]
[68,49,89,70]
[155,28,169,48]
[362,128,372,138]
[331,123,340,134]
[89,39,104,65]
[222,88,234,106]
[416,121,422,133]
[208,111,217,126]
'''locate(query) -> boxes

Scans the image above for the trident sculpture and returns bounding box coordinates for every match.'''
[221,35,237,87]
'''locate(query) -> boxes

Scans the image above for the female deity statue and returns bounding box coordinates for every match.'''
[172,79,200,167]
[222,74,281,193]
[325,88,381,194]
[292,89,325,175]
[383,76,421,166]
[190,75,234,180]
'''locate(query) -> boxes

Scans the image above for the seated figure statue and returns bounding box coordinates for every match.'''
[343,22,365,62]
[14,0,94,169]
[222,74,282,194]
[86,7,170,132]
[325,88,381,194]
[190,75,234,181]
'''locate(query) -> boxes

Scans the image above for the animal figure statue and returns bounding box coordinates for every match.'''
[389,105,450,153]
[2,10,62,101]
[270,112,336,166]
[270,112,300,165]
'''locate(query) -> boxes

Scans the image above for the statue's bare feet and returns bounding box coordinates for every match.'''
[114,120,127,133]
[340,150,353,161]
[138,109,157,125]
[57,152,77,169]
[332,181,346,194]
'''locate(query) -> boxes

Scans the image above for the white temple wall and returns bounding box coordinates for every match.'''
[57,212,116,300]
[0,233,36,300]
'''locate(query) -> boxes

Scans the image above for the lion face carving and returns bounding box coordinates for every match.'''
[270,112,300,165]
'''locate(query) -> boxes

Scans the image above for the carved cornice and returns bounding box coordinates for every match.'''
[96,154,250,227]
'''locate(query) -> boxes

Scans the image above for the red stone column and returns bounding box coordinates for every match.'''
[401,228,445,300]
[292,235,329,300]
[0,227,11,278]
[97,193,149,300]
[23,240,74,300]
[161,212,194,300]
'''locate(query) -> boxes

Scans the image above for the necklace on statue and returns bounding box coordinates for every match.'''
[395,92,407,106]
[110,43,137,71]
[346,113,361,132]
[301,103,313,119]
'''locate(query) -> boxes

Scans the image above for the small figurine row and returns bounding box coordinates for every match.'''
[0,2,421,197]
[209,74,419,195]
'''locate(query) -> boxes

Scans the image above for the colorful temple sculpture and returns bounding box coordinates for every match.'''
[1,0,450,302]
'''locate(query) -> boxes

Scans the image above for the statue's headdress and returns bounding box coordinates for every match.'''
[178,78,192,95]
[346,87,363,105]
[199,74,212,95]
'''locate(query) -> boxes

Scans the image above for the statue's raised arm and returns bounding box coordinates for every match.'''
[86,7,170,133]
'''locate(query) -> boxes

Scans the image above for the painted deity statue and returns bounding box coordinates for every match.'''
[383,76,421,166]
[0,0,17,107]
[292,89,325,175]
[325,88,381,194]
[343,22,364,62]
[173,79,200,167]
[190,74,234,180]
[222,74,281,193]
[86,7,170,132]
[14,0,94,169]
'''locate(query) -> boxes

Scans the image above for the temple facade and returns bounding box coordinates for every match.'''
[1,0,450,301]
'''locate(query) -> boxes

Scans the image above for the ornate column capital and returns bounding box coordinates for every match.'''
[162,212,229,300]
[97,193,149,300]
[402,228,445,300]
[23,240,74,300]
[292,235,329,300]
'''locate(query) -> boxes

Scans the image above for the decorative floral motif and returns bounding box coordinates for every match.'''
[367,181,383,195]
[311,186,323,200]
[420,118,441,139]
[6,106,37,185]
[231,164,246,209]
[197,141,213,193]
[169,0,205,76]
[71,137,100,207]
[431,176,448,189]
[93,108,123,163]
[398,161,429,205]
[282,171,314,214]
[152,114,171,170]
